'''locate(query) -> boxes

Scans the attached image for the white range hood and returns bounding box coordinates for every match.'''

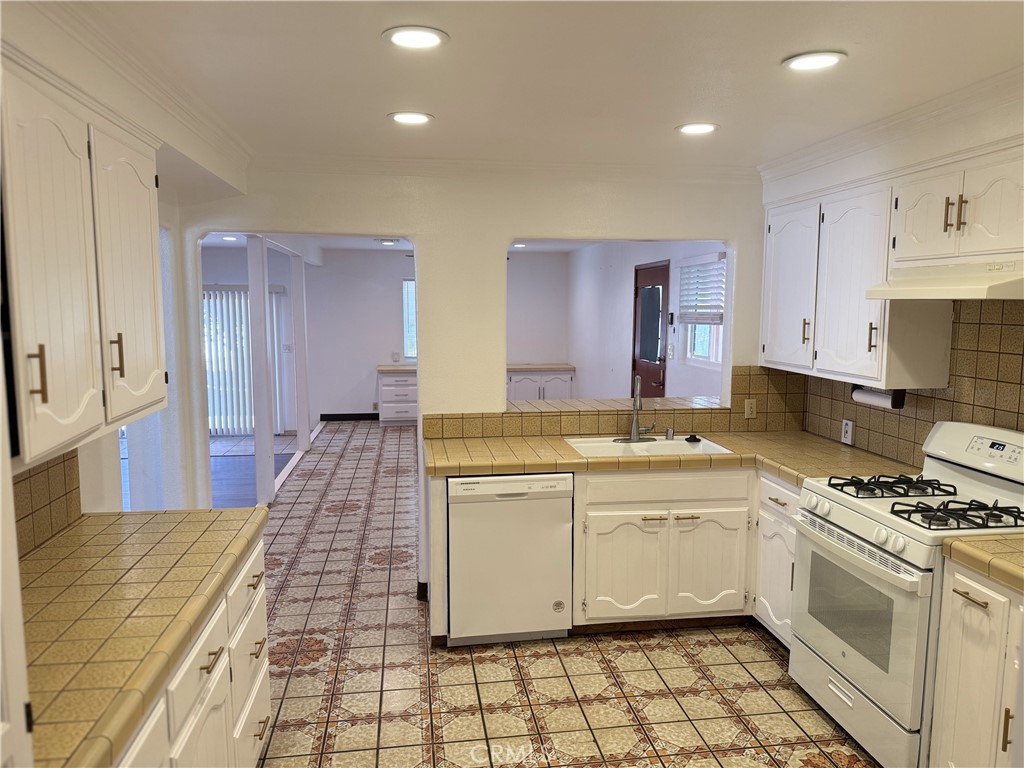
[866,259,1024,300]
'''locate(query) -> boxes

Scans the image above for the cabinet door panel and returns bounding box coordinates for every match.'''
[540,373,573,400]
[585,512,667,619]
[960,158,1024,256]
[814,189,889,381]
[891,172,961,263]
[170,659,233,768]
[996,601,1023,768]
[667,508,748,615]
[90,126,166,421]
[754,510,795,646]
[761,204,819,370]
[1,75,104,460]
[931,569,1010,768]
[508,373,542,401]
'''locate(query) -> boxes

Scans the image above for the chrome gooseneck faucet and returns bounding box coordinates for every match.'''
[615,374,656,443]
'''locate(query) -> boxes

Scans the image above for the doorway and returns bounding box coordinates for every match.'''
[632,260,670,397]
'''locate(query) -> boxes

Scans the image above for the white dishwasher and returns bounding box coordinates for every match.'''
[447,473,573,645]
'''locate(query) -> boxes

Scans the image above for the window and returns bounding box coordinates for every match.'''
[402,279,417,359]
[678,254,726,364]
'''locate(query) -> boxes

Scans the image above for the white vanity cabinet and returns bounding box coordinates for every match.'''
[930,561,1022,768]
[377,369,417,424]
[507,368,574,401]
[2,69,166,465]
[574,469,754,625]
[753,476,799,647]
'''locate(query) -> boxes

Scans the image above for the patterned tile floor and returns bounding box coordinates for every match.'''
[257,422,880,768]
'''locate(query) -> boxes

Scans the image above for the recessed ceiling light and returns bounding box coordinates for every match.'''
[676,123,718,135]
[384,26,449,49]
[512,243,527,248]
[222,236,238,241]
[389,112,433,125]
[379,239,397,246]
[782,51,847,71]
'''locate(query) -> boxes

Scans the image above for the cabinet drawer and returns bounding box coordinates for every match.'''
[582,471,752,506]
[759,476,800,519]
[380,384,418,402]
[229,586,269,723]
[226,543,265,634]
[167,601,229,738]
[379,373,416,387]
[232,661,271,768]
[380,402,418,420]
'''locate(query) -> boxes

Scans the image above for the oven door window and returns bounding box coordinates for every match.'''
[807,550,894,673]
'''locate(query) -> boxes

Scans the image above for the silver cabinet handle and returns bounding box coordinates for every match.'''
[674,514,701,521]
[1002,707,1014,753]
[200,646,224,674]
[642,516,668,522]
[110,332,126,378]
[867,323,878,352]
[801,319,810,344]
[27,344,48,403]
[956,194,968,232]
[943,196,955,232]
[952,587,989,610]
[768,496,787,508]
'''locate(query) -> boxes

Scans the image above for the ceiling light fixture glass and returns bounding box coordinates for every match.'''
[384,26,449,49]
[222,236,238,241]
[676,123,718,135]
[782,51,847,71]
[512,243,527,248]
[389,112,433,125]
[379,239,397,246]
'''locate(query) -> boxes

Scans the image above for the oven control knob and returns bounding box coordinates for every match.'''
[891,535,907,554]
[806,494,819,510]
[819,501,832,517]
[874,528,889,545]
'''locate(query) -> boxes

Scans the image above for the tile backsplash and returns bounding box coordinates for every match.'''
[804,300,1023,467]
[13,451,82,557]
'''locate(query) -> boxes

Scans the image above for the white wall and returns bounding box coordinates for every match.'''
[506,251,570,364]
[567,241,727,399]
[304,249,416,416]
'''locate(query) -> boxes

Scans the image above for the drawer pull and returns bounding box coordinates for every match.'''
[392,378,409,383]
[251,637,267,659]
[867,322,878,353]
[200,646,225,674]
[110,332,126,378]
[952,587,989,610]
[955,194,969,232]
[943,196,955,232]
[248,570,265,590]
[27,344,49,404]
[674,514,701,521]
[768,496,788,508]
[1002,707,1014,752]
[801,318,810,344]
[254,716,271,741]
[641,516,668,522]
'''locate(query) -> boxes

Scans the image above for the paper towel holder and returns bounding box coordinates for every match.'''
[851,384,906,410]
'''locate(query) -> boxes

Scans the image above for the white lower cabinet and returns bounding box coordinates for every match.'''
[753,477,799,647]
[575,470,754,625]
[507,369,574,401]
[170,656,233,768]
[930,561,1022,768]
[119,700,170,768]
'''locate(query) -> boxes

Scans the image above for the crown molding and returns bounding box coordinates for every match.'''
[250,153,762,185]
[26,3,252,166]
[759,66,1024,184]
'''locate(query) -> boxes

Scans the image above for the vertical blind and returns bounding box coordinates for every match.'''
[678,255,727,325]
[403,279,417,358]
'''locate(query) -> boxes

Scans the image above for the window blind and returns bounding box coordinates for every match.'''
[678,255,727,325]
[403,279,418,358]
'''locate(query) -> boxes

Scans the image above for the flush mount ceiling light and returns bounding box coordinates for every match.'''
[222,236,238,241]
[379,239,398,246]
[676,123,718,135]
[512,243,527,248]
[389,112,433,125]
[782,51,847,71]
[384,26,449,49]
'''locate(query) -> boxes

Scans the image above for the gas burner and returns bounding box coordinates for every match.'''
[828,474,958,499]
[891,499,1024,529]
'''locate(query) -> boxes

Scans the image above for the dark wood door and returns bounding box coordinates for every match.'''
[632,261,670,397]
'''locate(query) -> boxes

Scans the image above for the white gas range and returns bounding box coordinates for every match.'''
[788,422,1024,768]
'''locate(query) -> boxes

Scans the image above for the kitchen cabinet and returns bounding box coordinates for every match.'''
[169,654,233,768]
[575,470,754,624]
[892,152,1023,264]
[2,70,166,465]
[760,185,952,389]
[119,701,170,768]
[377,369,417,424]
[930,561,1022,768]
[753,477,799,647]
[507,368,574,401]
[761,203,820,371]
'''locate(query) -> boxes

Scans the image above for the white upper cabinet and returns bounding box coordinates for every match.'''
[892,151,1023,265]
[90,125,167,421]
[1,74,105,462]
[814,189,890,381]
[761,203,819,371]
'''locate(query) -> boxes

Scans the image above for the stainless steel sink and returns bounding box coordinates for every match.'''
[566,435,731,457]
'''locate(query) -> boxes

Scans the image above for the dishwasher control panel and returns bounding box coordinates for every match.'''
[448,473,574,500]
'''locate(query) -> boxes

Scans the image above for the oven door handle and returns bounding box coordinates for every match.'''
[795,519,931,597]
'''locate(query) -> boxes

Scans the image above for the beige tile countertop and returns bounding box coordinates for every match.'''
[19,506,268,768]
[943,534,1024,592]
[424,429,920,486]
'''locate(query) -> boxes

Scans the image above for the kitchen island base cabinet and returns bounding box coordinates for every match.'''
[930,561,1022,768]
[575,470,755,625]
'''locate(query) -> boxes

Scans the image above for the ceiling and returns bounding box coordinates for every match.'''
[74,2,1023,175]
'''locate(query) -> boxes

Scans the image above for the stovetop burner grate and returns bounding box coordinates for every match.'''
[891,499,1024,529]
[828,474,958,499]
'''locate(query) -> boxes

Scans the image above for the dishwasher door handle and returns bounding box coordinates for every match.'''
[495,492,530,499]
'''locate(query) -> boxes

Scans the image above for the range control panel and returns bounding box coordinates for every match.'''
[968,435,1022,465]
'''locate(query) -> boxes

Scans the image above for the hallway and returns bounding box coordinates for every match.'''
[258,422,877,768]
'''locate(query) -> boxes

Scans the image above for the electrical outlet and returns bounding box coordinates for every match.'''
[841,419,854,445]
[744,399,756,419]
[372,402,379,411]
